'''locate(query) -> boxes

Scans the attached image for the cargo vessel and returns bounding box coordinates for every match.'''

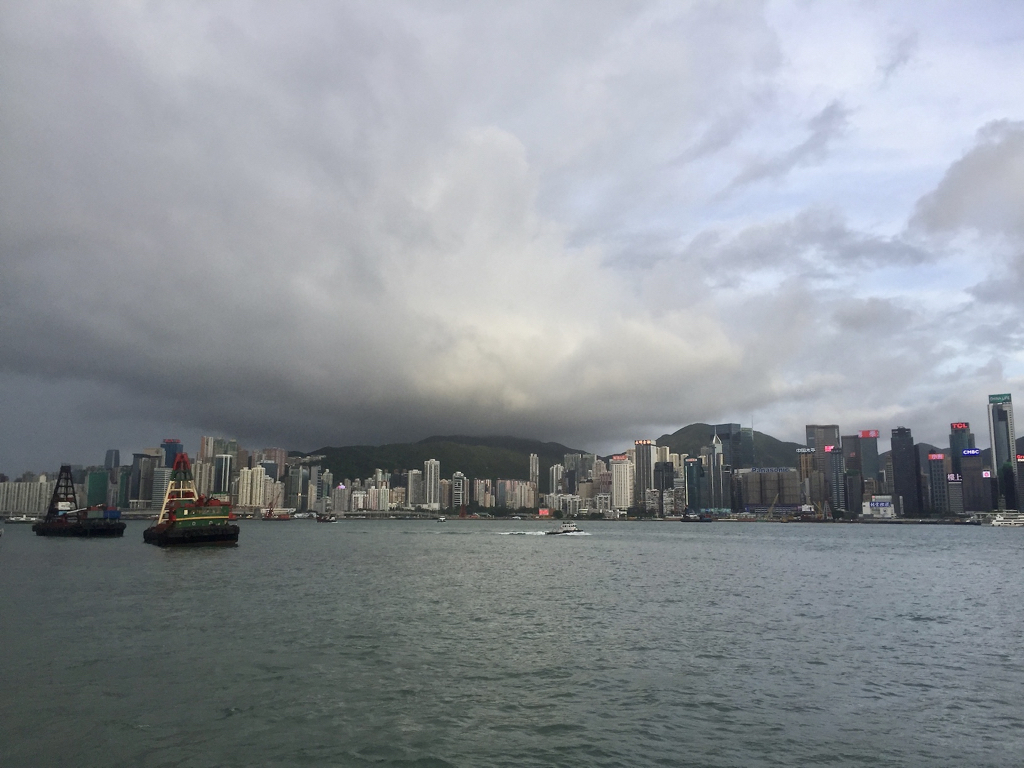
[33,465,126,537]
[143,453,239,546]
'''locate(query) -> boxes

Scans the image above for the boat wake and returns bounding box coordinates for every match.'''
[498,530,546,536]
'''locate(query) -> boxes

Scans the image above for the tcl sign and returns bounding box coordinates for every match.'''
[950,422,969,430]
[859,430,879,438]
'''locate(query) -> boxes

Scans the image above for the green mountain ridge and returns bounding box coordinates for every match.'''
[305,435,584,485]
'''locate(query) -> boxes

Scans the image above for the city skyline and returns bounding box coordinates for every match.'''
[2,3,1024,475]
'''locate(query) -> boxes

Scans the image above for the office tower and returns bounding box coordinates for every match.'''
[959,449,988,511]
[529,454,539,488]
[703,436,728,509]
[424,459,441,507]
[890,427,921,517]
[151,467,172,509]
[926,453,948,515]
[214,454,234,495]
[452,472,468,508]
[949,422,975,475]
[407,470,423,506]
[858,430,881,483]
[130,453,156,504]
[198,436,216,463]
[86,471,108,507]
[684,457,704,511]
[987,394,1018,510]
[549,464,564,495]
[653,461,675,516]
[259,460,279,482]
[634,440,654,506]
[841,435,862,473]
[104,449,120,471]
[826,446,847,513]
[161,439,183,468]
[805,424,841,474]
[610,455,633,510]
[655,445,670,464]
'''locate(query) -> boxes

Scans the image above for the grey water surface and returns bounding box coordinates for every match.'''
[1,520,1022,767]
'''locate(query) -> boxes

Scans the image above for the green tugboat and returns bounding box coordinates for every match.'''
[144,453,239,546]
[33,465,126,537]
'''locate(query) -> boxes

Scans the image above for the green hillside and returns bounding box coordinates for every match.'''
[655,423,804,468]
[305,435,584,487]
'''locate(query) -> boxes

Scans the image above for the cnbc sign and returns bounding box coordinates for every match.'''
[989,393,1012,404]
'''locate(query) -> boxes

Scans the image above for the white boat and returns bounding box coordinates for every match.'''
[5,514,39,524]
[437,516,446,523]
[545,520,582,535]
[990,514,1024,527]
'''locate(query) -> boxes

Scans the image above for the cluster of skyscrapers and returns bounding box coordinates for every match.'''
[1,394,1019,519]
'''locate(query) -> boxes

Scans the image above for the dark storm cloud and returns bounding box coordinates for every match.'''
[1,1,1023,472]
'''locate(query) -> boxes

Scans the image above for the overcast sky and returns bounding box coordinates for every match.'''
[3,1,1024,474]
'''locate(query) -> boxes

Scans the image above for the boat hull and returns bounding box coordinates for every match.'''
[32,519,126,537]
[143,523,240,547]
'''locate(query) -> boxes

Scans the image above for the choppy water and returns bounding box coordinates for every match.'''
[2,520,1023,767]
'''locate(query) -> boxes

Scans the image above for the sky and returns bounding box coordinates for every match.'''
[2,1,1024,474]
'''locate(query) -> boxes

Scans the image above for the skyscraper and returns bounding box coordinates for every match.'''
[214,454,234,496]
[805,424,840,475]
[104,449,120,471]
[987,394,1018,510]
[407,469,423,506]
[529,453,539,488]
[610,455,633,510]
[926,453,948,515]
[452,472,468,508]
[949,422,975,475]
[424,459,440,508]
[634,440,654,506]
[890,427,920,517]
[161,439,183,468]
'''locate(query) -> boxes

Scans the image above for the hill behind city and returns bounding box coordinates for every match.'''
[305,435,584,483]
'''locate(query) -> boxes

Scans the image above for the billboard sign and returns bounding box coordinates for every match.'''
[538,508,550,517]
[824,445,835,453]
[947,473,962,482]
[859,430,880,438]
[1018,455,1024,462]
[950,422,969,430]
[989,393,1012,404]
[982,470,992,478]
[962,449,981,456]
[796,448,815,454]
[928,453,945,461]
[869,501,891,507]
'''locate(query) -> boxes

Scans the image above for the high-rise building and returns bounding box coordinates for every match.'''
[151,467,172,509]
[424,459,441,508]
[739,427,755,469]
[214,454,234,496]
[858,430,881,484]
[805,425,841,474]
[949,422,975,475]
[890,427,921,517]
[407,470,423,506]
[634,440,654,506]
[959,449,989,511]
[987,394,1018,510]
[610,455,633,510]
[104,449,120,471]
[161,439,183,468]
[452,472,468,508]
[549,464,564,495]
[826,446,846,513]
[529,453,539,488]
[926,453,948,515]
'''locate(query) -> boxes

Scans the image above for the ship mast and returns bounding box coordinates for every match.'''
[46,465,79,519]
[157,453,200,525]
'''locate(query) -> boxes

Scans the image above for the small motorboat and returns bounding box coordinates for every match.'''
[545,520,581,535]
[437,516,446,523]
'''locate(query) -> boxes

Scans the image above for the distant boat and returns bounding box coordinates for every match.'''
[262,508,294,521]
[33,465,125,538]
[316,513,337,523]
[437,516,446,523]
[545,520,582,535]
[6,515,39,524]
[990,514,1024,527]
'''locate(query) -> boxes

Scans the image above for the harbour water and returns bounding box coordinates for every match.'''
[2,520,1023,767]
